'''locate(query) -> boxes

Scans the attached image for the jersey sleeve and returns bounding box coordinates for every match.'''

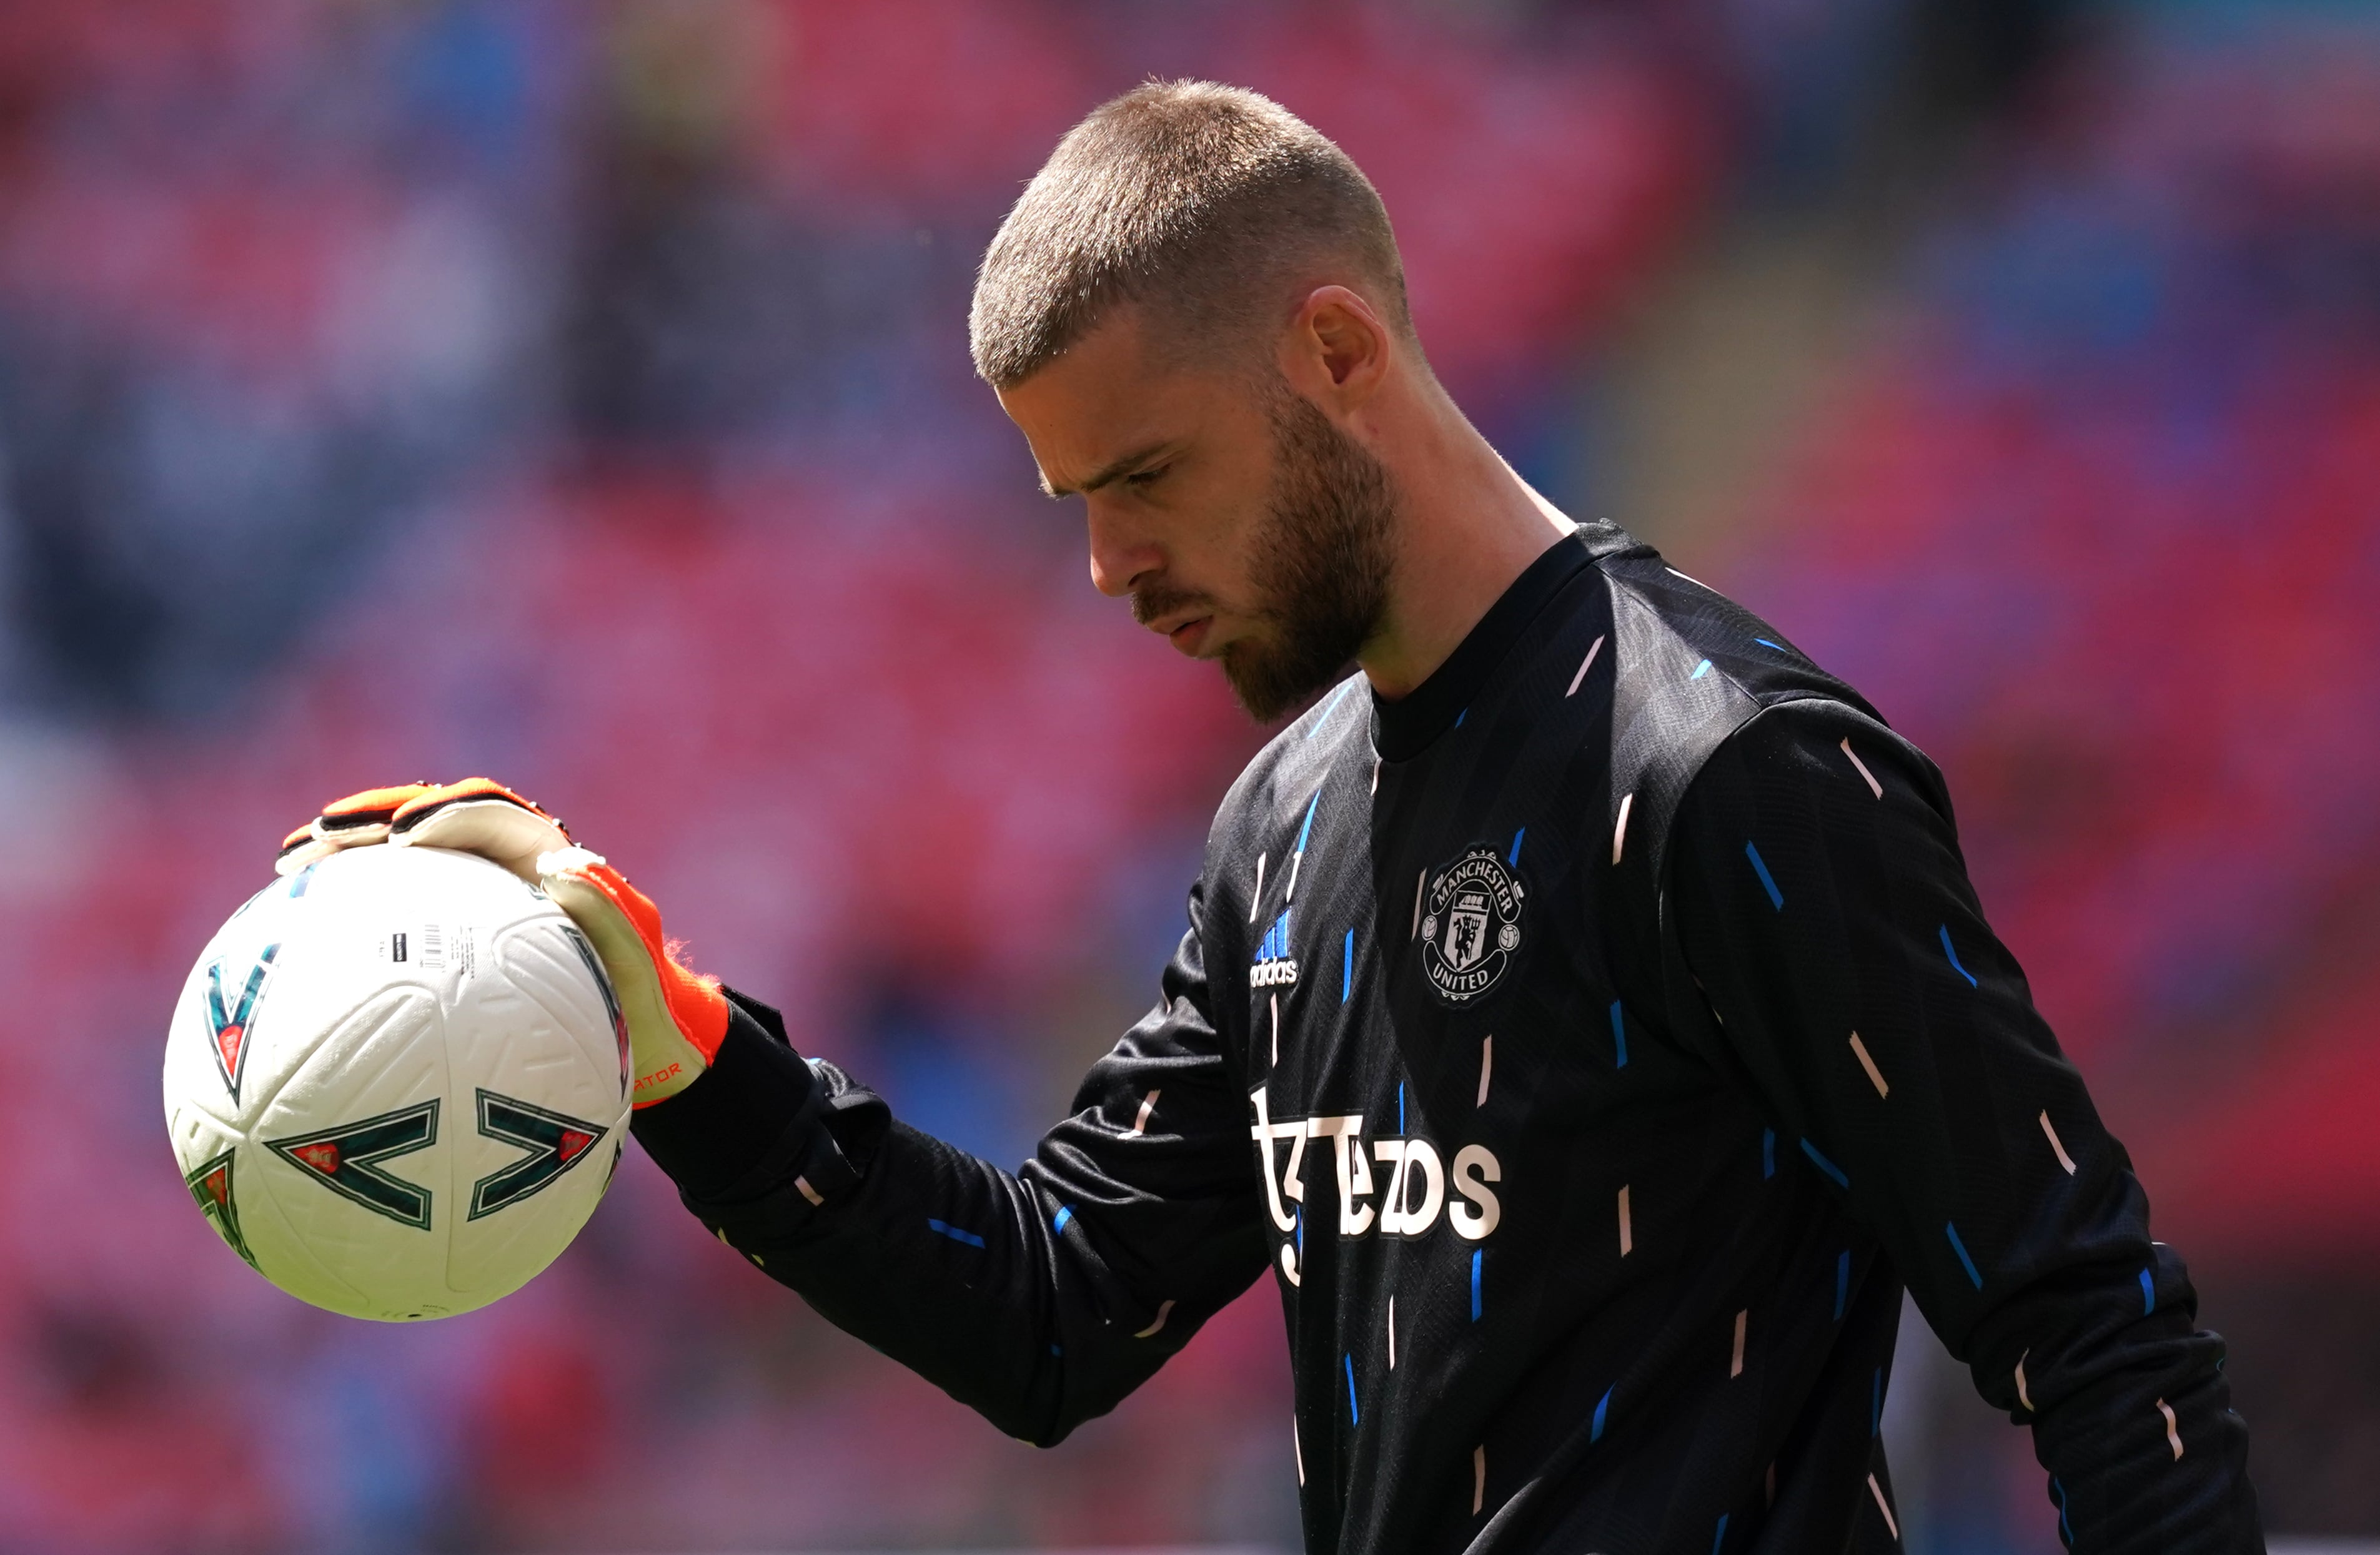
[628,877,1271,1446]
[1665,698,2262,1551]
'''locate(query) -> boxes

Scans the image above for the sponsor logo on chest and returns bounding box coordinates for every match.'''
[1249,1085,1501,1283]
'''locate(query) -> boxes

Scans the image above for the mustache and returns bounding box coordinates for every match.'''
[1131,581,1217,628]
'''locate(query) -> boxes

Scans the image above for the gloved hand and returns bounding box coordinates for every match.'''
[276,777,574,881]
[276,780,729,1107]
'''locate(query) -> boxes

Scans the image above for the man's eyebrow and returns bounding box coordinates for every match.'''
[1043,442,1173,498]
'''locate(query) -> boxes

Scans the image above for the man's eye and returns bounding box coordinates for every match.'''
[1126,465,1168,488]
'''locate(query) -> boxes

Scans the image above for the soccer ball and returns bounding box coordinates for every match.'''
[162,843,630,1321]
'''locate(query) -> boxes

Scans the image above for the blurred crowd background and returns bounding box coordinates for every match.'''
[0,1,2372,1551]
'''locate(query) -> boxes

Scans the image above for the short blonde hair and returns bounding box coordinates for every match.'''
[969,81,1411,388]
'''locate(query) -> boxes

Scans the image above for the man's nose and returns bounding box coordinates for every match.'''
[1085,502,1162,600]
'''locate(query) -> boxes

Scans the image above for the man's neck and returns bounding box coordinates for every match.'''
[1359,393,1575,701]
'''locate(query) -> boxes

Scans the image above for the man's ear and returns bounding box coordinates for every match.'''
[1282,285,1392,411]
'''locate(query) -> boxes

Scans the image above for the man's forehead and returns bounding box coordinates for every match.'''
[996,315,1227,494]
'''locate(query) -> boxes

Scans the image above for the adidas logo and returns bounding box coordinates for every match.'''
[1251,908,1299,989]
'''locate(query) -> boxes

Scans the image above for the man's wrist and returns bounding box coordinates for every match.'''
[629,992,870,1224]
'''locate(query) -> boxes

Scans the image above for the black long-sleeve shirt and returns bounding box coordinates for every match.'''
[634,523,2261,1553]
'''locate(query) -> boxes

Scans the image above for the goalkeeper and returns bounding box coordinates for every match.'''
[285,83,2263,1554]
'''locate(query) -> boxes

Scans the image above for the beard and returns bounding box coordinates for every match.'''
[1134,382,1399,723]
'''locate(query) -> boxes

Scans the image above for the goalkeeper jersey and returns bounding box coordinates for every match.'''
[633,521,2263,1554]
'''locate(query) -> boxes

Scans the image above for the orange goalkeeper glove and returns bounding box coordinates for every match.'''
[528,848,728,1107]
[276,777,572,881]
[275,779,729,1107]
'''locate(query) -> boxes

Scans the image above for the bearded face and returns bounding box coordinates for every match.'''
[1137,378,1399,723]
[1002,305,1406,723]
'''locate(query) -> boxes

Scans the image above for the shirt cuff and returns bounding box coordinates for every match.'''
[628,989,870,1234]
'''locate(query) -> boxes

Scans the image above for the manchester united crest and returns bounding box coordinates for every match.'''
[1419,846,1525,1004]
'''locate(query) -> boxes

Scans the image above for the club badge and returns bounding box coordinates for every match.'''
[1419,846,1525,1004]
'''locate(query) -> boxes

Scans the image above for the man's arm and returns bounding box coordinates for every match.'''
[1667,698,2261,1551]
[630,881,1271,1446]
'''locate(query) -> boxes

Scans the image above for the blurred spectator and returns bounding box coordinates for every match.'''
[0,1,564,719]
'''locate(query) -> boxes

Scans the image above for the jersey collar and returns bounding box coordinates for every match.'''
[1370,525,1595,763]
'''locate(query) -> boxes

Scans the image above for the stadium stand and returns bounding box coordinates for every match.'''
[0,0,2371,1546]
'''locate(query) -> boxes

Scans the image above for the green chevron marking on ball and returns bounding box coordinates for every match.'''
[468,1089,610,1221]
[204,942,280,1105]
[266,1098,441,1230]
[184,1147,259,1270]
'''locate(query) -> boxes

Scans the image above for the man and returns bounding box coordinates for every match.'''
[284,83,2261,1553]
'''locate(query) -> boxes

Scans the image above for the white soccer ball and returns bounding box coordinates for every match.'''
[162,843,630,1321]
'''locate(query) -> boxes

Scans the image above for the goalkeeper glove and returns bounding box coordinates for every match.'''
[275,779,728,1107]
